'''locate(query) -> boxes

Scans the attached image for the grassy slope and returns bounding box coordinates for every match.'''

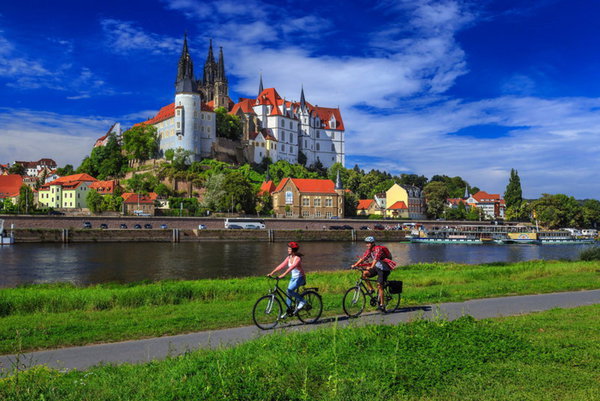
[1,259,599,354]
[1,305,599,401]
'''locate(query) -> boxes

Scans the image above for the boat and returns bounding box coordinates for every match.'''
[0,219,14,245]
[408,224,596,245]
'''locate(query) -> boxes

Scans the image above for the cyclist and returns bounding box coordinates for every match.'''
[268,241,306,317]
[351,236,393,311]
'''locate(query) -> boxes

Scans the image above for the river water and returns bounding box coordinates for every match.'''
[0,241,595,288]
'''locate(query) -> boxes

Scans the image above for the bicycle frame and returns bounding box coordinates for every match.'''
[266,277,298,311]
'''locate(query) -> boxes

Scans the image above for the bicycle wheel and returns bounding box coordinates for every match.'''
[297,290,323,324]
[383,285,401,312]
[343,286,366,318]
[252,295,282,330]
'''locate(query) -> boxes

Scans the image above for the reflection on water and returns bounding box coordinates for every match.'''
[0,241,593,288]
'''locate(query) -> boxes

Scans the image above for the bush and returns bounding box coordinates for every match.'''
[579,246,600,261]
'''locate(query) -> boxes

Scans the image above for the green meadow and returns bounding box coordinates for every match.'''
[1,305,599,400]
[0,259,599,354]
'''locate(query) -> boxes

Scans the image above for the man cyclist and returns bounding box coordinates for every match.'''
[351,236,392,311]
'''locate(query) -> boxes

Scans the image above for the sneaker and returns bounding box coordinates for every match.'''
[377,305,387,313]
[295,301,306,312]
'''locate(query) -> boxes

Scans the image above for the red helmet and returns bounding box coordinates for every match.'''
[287,241,300,250]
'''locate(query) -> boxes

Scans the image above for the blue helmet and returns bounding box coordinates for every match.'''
[364,236,376,243]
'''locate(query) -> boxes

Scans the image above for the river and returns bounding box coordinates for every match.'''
[0,241,595,288]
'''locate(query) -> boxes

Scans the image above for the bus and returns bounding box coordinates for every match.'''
[224,218,266,229]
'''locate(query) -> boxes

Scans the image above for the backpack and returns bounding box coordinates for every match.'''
[374,245,396,269]
[374,245,392,260]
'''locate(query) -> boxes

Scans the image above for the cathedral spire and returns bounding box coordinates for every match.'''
[258,73,264,96]
[217,46,226,82]
[175,33,195,93]
[207,39,215,63]
[300,85,306,109]
[335,170,343,190]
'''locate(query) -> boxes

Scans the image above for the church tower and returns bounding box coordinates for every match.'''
[174,34,201,157]
[214,46,229,108]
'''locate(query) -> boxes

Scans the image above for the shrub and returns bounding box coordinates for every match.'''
[579,246,600,261]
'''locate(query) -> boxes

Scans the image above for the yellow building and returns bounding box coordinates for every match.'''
[385,183,426,219]
[38,173,97,209]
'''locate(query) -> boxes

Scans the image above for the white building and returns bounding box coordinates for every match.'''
[231,80,345,168]
[135,36,345,167]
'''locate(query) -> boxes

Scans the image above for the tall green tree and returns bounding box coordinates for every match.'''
[122,125,159,161]
[504,169,523,210]
[8,164,25,175]
[77,134,127,179]
[55,164,75,176]
[344,191,359,217]
[86,190,104,213]
[215,107,242,140]
[423,181,449,219]
[581,199,600,228]
[202,171,256,214]
[17,185,34,213]
[531,194,582,229]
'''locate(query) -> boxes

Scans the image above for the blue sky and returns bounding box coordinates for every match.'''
[1,0,600,199]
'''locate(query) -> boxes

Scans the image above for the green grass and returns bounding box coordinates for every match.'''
[1,305,599,400]
[0,260,599,354]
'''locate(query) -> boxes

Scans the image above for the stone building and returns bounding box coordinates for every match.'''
[271,174,345,218]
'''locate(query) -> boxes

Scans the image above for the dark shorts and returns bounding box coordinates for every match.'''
[365,267,390,285]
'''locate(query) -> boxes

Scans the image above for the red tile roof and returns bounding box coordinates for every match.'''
[41,173,97,190]
[472,191,501,202]
[0,174,23,198]
[274,178,337,194]
[357,199,374,210]
[89,180,117,195]
[135,103,175,126]
[388,201,408,210]
[258,181,276,196]
[230,98,257,115]
[121,192,158,204]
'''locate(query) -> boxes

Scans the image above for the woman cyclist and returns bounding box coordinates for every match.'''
[268,241,306,317]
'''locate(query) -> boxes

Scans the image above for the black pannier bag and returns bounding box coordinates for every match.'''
[387,280,403,294]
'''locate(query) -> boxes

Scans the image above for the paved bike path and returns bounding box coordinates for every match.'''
[1,289,599,373]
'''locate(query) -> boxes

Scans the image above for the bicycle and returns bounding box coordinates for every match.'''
[252,276,323,330]
[342,264,402,318]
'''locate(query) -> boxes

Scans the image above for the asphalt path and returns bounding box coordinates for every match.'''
[1,289,599,373]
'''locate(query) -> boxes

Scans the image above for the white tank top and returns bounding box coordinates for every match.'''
[289,256,301,278]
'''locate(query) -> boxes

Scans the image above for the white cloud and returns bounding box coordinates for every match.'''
[101,19,180,55]
[0,108,157,167]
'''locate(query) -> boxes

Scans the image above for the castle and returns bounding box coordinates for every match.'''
[135,35,345,167]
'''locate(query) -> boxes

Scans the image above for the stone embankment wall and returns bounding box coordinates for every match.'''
[10,228,406,243]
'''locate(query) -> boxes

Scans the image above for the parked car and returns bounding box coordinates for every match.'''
[341,225,354,230]
[198,224,207,230]
[48,210,65,215]
[83,222,92,229]
[245,224,260,229]
[134,224,142,229]
[100,223,108,229]
[228,224,243,229]
[359,226,369,230]
[329,225,342,230]
[160,224,168,229]
[329,216,340,219]
[133,210,151,216]
[120,224,128,229]
[144,224,153,229]
[373,224,385,230]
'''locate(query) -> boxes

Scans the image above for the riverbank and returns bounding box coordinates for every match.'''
[2,304,599,400]
[1,259,598,354]
[7,228,407,243]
